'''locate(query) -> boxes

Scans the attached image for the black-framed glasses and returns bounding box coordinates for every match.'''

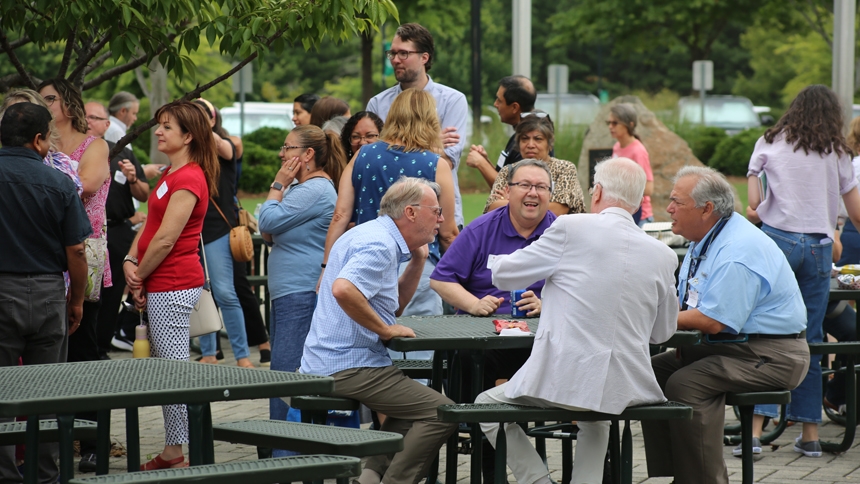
[386,50,424,61]
[280,144,307,152]
[410,204,443,217]
[350,133,379,143]
[43,95,60,106]
[509,182,551,194]
[86,115,108,122]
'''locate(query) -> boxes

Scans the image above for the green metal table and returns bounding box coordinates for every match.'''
[388,315,700,484]
[0,358,333,484]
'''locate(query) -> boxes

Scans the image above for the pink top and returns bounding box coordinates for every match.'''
[70,135,112,288]
[613,138,653,218]
[748,134,857,238]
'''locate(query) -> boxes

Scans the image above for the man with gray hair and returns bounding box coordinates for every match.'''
[641,166,809,484]
[104,91,139,143]
[480,157,680,483]
[301,176,456,484]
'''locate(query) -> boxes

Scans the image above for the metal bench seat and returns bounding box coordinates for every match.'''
[0,419,98,446]
[68,454,360,484]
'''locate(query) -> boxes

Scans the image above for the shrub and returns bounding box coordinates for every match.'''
[708,127,767,176]
[684,126,728,165]
[238,140,280,193]
[244,127,289,152]
[132,145,151,166]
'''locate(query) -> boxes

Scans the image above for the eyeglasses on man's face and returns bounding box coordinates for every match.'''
[410,204,443,217]
[86,115,108,122]
[509,182,551,194]
[350,133,379,143]
[385,50,424,61]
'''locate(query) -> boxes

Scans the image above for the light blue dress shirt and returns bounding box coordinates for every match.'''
[300,215,412,376]
[678,213,807,335]
[367,76,468,227]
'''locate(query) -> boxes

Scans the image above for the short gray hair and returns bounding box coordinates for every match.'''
[506,158,552,185]
[674,166,735,218]
[593,157,646,210]
[108,91,138,115]
[378,177,441,219]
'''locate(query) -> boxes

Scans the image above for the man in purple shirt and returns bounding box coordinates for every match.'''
[430,159,556,484]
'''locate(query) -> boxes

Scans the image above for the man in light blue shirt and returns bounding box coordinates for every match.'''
[301,177,456,484]
[367,22,468,228]
[642,166,810,484]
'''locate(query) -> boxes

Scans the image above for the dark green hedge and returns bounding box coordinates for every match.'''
[708,127,767,177]
[238,140,281,193]
[684,126,728,166]
[244,127,289,152]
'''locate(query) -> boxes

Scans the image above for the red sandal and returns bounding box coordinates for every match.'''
[140,454,187,471]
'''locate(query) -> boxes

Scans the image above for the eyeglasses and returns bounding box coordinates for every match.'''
[43,95,61,106]
[605,120,619,126]
[509,182,552,194]
[588,182,602,195]
[521,111,550,119]
[350,133,379,143]
[280,145,307,152]
[86,115,108,122]
[386,50,424,61]
[411,204,443,217]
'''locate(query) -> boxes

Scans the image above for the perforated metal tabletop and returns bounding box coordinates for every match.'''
[0,358,333,417]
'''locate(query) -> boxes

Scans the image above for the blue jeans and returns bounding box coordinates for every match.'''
[837,220,860,265]
[754,224,831,423]
[269,291,317,458]
[200,234,250,360]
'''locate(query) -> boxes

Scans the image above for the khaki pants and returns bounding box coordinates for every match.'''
[331,365,456,484]
[641,338,809,484]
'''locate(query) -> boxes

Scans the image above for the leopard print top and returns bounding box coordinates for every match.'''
[483,157,586,215]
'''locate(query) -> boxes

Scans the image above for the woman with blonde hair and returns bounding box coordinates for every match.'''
[123,101,219,470]
[321,88,458,316]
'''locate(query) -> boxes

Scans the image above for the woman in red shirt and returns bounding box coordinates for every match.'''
[123,101,219,470]
[608,103,653,226]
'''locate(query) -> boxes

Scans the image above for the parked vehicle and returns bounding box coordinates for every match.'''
[677,95,761,135]
[220,102,294,135]
[534,92,601,126]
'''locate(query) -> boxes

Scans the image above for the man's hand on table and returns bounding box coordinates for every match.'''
[516,290,541,317]
[382,324,416,341]
[469,295,504,316]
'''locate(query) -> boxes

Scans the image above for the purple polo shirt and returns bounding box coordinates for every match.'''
[431,205,556,314]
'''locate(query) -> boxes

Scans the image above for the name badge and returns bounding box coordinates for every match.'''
[113,169,127,185]
[156,182,168,199]
[686,288,699,308]
[496,151,507,169]
[487,254,500,269]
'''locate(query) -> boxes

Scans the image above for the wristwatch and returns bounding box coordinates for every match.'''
[123,255,139,266]
[270,181,284,192]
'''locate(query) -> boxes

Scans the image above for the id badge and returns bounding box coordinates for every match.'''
[686,288,699,308]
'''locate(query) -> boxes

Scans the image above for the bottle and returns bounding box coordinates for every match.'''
[253,203,262,220]
[132,324,150,358]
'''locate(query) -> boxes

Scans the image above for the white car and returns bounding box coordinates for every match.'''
[220,102,294,136]
[534,93,601,126]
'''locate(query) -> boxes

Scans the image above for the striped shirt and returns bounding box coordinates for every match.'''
[300,215,412,376]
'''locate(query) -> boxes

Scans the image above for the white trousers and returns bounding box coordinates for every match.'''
[476,384,610,484]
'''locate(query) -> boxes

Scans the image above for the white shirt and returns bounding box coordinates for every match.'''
[104,116,128,143]
[491,207,679,414]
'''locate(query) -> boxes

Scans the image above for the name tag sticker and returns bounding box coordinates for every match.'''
[156,182,168,199]
[496,152,507,169]
[113,169,127,185]
[487,254,499,270]
[686,289,699,308]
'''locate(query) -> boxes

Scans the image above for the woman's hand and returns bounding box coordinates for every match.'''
[124,260,143,291]
[132,288,147,310]
[276,156,300,186]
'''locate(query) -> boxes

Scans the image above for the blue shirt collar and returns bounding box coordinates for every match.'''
[377,215,412,263]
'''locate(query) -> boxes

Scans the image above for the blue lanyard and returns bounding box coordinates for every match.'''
[682,216,730,310]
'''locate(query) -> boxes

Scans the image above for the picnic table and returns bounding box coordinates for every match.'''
[0,358,333,484]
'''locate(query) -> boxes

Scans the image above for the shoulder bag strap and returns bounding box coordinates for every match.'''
[210,196,234,229]
[199,234,212,284]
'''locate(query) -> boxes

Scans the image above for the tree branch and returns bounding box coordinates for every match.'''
[791,0,831,49]
[0,35,32,54]
[83,51,112,75]
[0,26,35,90]
[82,52,157,91]
[57,27,78,78]
[68,34,111,81]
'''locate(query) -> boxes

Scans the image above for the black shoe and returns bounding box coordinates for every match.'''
[110,333,134,352]
[259,349,271,367]
[78,453,97,473]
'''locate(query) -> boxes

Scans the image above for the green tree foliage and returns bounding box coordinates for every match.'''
[708,127,766,176]
[0,0,397,154]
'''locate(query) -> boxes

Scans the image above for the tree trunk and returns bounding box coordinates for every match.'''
[361,30,374,107]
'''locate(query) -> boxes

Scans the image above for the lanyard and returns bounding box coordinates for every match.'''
[681,216,730,310]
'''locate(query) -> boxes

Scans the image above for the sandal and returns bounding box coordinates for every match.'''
[140,454,187,471]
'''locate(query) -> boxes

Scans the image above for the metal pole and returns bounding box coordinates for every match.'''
[700,63,706,126]
[471,0,481,132]
[833,0,856,132]
[512,0,531,77]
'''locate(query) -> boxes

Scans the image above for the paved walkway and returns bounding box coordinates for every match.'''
[92,341,860,483]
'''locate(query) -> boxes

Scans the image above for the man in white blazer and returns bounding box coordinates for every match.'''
[478,156,680,484]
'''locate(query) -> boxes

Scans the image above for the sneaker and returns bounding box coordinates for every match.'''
[110,334,133,352]
[732,437,762,457]
[259,349,271,367]
[78,453,97,473]
[793,435,823,457]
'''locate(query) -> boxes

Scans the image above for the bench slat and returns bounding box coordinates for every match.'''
[437,402,692,423]
[214,420,403,457]
[808,342,860,355]
[725,391,790,407]
[68,455,360,484]
[290,395,359,411]
[0,419,98,446]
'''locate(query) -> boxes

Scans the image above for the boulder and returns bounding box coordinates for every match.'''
[576,96,704,221]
